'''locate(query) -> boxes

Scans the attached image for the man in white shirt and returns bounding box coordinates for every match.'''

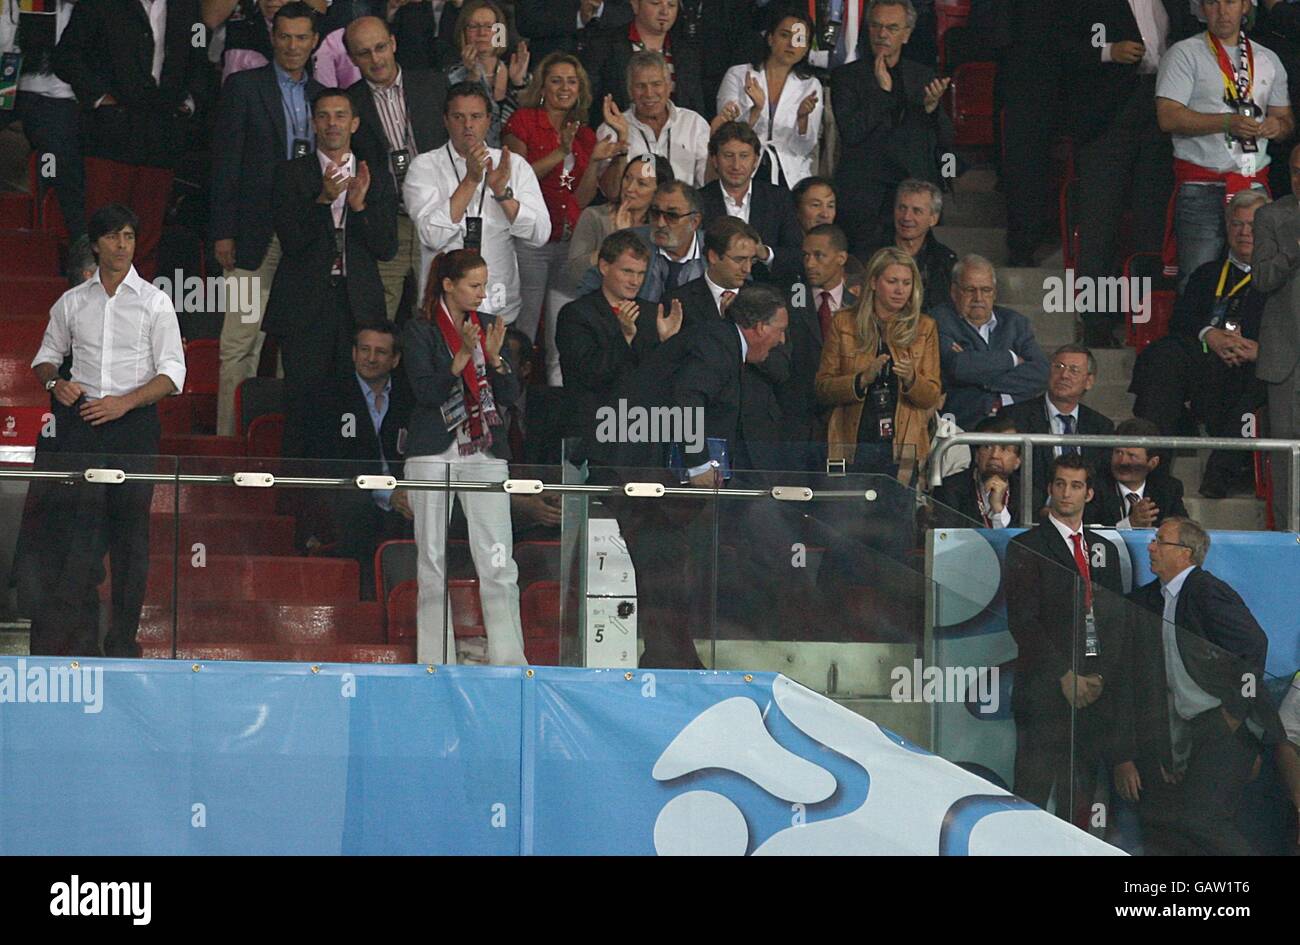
[0,0,84,239]
[53,0,211,280]
[1156,0,1293,285]
[28,203,187,659]
[404,81,551,322]
[596,50,714,194]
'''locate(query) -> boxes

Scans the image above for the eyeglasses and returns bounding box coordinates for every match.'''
[1051,361,1089,377]
[649,207,696,222]
[868,20,905,35]
[957,285,994,297]
[1149,539,1192,550]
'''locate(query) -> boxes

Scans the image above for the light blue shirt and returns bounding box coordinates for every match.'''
[275,61,312,160]
[357,373,393,510]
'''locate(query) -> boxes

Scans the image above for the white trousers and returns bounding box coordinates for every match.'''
[406,446,527,665]
[514,239,573,386]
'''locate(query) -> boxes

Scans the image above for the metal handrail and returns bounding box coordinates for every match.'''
[929,432,1300,532]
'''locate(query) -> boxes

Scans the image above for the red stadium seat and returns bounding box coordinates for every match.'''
[0,229,61,277]
[150,511,297,555]
[183,339,219,394]
[0,192,34,229]
[141,554,362,604]
[0,275,66,318]
[245,413,284,457]
[385,577,484,644]
[158,433,246,457]
[138,642,415,663]
[151,482,277,514]
[137,600,385,645]
[945,61,996,149]
[935,0,972,72]
[521,580,561,666]
[235,377,284,436]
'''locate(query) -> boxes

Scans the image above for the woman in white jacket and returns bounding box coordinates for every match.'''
[716,8,823,191]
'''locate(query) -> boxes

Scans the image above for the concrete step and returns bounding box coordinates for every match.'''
[940,191,1007,229]
[933,225,1007,267]
[1019,304,1075,349]
[997,267,1067,305]
[1183,495,1267,531]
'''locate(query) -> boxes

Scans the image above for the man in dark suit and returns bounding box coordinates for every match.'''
[932,254,1049,431]
[1112,517,1282,854]
[264,88,398,461]
[54,0,212,281]
[829,0,951,260]
[1086,418,1188,530]
[1065,0,1196,346]
[515,0,633,61]
[666,215,790,470]
[930,414,1022,528]
[211,2,324,437]
[325,323,413,598]
[865,179,957,312]
[1132,190,1269,498]
[1005,453,1127,823]
[557,229,680,465]
[777,223,855,469]
[1002,344,1115,515]
[345,15,449,323]
[699,122,804,285]
[580,0,707,126]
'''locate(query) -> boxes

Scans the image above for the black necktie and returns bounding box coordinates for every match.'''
[665,259,684,291]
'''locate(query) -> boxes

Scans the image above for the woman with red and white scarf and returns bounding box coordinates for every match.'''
[401,249,527,666]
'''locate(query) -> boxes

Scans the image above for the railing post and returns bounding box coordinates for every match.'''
[1291,445,1300,534]
[1020,435,1035,526]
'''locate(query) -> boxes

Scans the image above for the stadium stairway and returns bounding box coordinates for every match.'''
[940,170,1267,530]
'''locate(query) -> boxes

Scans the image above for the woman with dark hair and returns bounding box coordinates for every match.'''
[400,249,527,665]
[564,153,674,301]
[444,0,530,147]
[503,52,627,386]
[816,247,942,484]
[716,8,822,188]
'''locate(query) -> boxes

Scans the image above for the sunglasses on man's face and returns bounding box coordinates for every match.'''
[649,206,695,222]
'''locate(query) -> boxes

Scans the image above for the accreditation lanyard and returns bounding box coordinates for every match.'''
[1215,259,1251,301]
[446,142,489,217]
[1207,31,1254,108]
[639,125,671,163]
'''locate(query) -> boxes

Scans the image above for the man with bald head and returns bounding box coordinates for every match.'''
[346,15,449,322]
[931,254,1049,430]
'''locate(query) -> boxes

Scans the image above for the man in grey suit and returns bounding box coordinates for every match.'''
[345,15,449,322]
[210,2,324,436]
[931,254,1050,430]
[1248,144,1300,527]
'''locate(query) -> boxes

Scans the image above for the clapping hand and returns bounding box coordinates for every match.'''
[346,160,371,211]
[320,161,350,203]
[484,317,507,363]
[466,141,491,181]
[923,76,951,114]
[657,298,683,341]
[508,40,530,87]
[744,73,765,111]
[592,135,627,162]
[485,146,512,196]
[892,354,916,387]
[559,120,579,154]
[615,299,639,341]
[458,317,481,353]
[602,94,629,139]
[874,51,893,92]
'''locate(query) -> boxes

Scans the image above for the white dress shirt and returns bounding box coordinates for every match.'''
[716,63,822,187]
[1101,0,1170,74]
[703,271,736,315]
[33,265,187,399]
[597,102,711,187]
[1047,512,1086,558]
[1046,397,1081,458]
[141,0,167,84]
[404,142,551,321]
[1116,480,1146,530]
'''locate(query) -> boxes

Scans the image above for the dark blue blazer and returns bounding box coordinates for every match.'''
[932,302,1050,430]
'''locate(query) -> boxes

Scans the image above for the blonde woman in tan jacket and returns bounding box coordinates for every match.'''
[815,247,942,484]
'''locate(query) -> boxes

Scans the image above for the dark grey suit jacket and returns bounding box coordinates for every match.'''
[210,65,324,271]
[1249,194,1300,385]
[347,67,449,202]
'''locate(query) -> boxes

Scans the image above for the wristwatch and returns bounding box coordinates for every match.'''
[45,378,58,391]
[492,186,515,202]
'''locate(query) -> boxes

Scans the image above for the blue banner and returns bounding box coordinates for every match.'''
[0,659,1117,856]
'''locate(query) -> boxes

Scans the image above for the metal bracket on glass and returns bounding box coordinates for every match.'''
[355,474,397,490]
[83,468,125,484]
[624,482,665,498]
[503,478,543,494]
[771,486,813,501]
[234,472,275,488]
[826,458,846,477]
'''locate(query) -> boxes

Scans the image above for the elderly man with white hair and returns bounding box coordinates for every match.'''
[931,253,1050,430]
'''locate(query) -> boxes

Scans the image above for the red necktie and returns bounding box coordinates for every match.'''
[720,290,735,313]
[1069,532,1093,609]
[818,290,832,338]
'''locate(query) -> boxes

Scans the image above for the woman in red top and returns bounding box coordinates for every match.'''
[504,52,626,386]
